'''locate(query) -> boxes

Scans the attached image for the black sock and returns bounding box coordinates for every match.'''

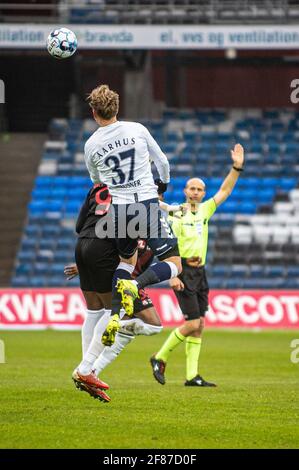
[111,268,132,316]
[136,262,172,289]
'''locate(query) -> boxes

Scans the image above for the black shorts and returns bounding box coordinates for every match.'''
[112,198,178,259]
[75,237,119,293]
[174,265,209,320]
[75,238,154,313]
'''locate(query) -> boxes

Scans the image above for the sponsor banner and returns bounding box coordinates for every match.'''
[0,288,299,330]
[1,24,299,50]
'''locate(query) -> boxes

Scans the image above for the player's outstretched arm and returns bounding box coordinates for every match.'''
[213,143,244,207]
[159,200,183,214]
[64,264,79,280]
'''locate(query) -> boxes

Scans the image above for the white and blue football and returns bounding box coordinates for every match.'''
[47,27,77,59]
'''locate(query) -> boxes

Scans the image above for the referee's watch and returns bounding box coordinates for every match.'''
[232,165,244,172]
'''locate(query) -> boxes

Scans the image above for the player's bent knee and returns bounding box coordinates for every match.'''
[135,307,161,326]
[119,252,137,264]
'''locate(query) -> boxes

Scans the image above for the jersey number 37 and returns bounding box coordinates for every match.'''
[104,149,135,185]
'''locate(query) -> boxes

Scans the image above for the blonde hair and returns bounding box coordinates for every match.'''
[87,84,119,120]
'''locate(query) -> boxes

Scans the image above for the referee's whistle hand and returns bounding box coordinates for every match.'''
[186,256,202,267]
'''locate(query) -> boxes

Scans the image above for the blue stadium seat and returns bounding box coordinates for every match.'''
[212,265,229,277]
[50,263,67,275]
[25,225,40,237]
[242,278,261,289]
[283,278,299,289]
[231,265,248,277]
[287,266,299,277]
[239,189,257,200]
[21,238,37,250]
[225,278,244,289]
[52,176,70,187]
[56,236,74,247]
[260,177,278,188]
[39,239,56,250]
[239,201,256,214]
[264,266,285,277]
[279,178,296,191]
[259,189,275,202]
[12,276,30,287]
[57,163,73,174]
[218,201,239,213]
[68,188,86,200]
[35,176,53,188]
[47,200,64,212]
[250,265,265,277]
[208,277,224,289]
[15,264,31,275]
[18,250,35,262]
[28,200,47,214]
[42,226,61,236]
[30,276,48,287]
[48,276,68,287]
[65,201,81,214]
[32,188,49,199]
[54,250,71,262]
[69,176,90,187]
[51,187,68,198]
[172,177,187,187]
[36,252,54,263]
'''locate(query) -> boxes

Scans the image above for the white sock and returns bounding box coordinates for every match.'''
[117,261,135,275]
[165,261,179,278]
[93,333,134,375]
[81,308,105,358]
[119,318,163,336]
[78,309,111,375]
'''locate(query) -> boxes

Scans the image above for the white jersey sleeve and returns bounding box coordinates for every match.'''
[141,126,170,184]
[84,149,99,184]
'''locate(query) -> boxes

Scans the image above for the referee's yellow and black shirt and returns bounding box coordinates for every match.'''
[168,198,217,266]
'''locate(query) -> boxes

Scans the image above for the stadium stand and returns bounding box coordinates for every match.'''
[11,108,299,288]
[0,134,46,287]
[1,1,299,24]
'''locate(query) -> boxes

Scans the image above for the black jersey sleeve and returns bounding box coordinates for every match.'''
[75,190,92,234]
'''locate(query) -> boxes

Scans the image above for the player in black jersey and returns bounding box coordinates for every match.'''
[65,184,163,402]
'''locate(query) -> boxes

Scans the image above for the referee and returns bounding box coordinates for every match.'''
[150,143,244,386]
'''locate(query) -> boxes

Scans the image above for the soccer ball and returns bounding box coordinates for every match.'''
[47,27,77,59]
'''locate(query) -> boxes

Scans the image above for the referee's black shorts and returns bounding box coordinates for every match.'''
[174,265,209,320]
[75,237,119,293]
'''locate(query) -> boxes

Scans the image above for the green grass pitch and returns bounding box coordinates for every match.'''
[0,329,298,449]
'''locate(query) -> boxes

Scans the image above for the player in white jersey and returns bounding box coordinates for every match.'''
[84,84,182,345]
[85,121,169,204]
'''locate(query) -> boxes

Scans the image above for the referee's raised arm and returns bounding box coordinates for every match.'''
[213,143,245,207]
